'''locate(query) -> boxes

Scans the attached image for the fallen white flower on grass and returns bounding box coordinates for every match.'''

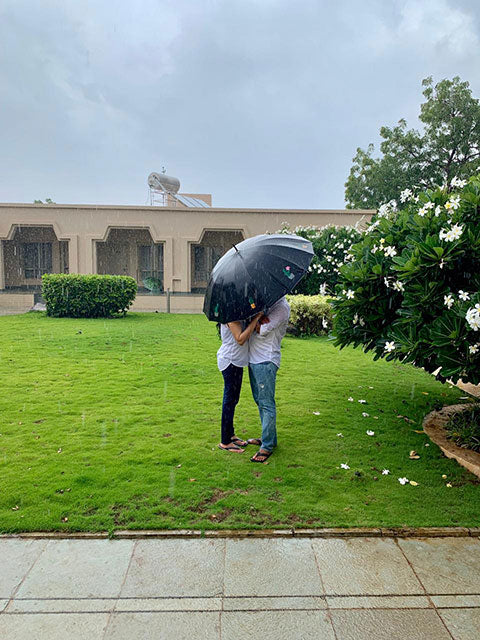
[398,477,409,485]
[337,433,344,437]
[348,397,354,402]
[366,430,375,436]
[313,411,320,415]
[362,412,370,418]
[340,463,350,470]
[358,399,367,404]
[382,469,390,475]
[409,480,419,486]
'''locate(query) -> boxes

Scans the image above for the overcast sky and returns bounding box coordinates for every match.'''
[1,0,480,209]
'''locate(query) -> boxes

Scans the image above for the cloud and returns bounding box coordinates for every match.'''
[0,0,479,208]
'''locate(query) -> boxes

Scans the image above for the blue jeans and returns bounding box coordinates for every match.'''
[221,364,243,444]
[248,362,278,452]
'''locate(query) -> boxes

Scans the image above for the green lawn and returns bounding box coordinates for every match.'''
[0,312,478,533]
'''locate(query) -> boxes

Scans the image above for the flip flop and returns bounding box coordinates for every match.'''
[218,443,244,453]
[247,438,262,446]
[231,436,248,447]
[250,449,272,463]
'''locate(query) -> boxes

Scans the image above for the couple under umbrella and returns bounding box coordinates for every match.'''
[203,234,313,462]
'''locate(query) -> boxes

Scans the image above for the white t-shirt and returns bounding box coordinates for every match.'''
[217,323,249,371]
[248,297,290,368]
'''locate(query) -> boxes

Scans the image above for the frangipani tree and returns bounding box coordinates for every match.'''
[333,175,480,384]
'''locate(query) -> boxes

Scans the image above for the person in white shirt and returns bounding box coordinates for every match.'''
[247,296,290,462]
[217,312,263,452]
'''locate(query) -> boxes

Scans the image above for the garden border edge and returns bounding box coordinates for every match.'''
[0,527,478,540]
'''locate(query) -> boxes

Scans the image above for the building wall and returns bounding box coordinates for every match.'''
[0,203,373,302]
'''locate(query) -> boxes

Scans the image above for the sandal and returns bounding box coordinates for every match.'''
[250,449,272,463]
[231,436,248,447]
[218,443,244,453]
[247,438,262,446]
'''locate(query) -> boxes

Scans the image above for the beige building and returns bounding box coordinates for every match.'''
[0,196,372,314]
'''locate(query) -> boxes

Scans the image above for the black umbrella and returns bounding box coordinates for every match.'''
[203,234,314,323]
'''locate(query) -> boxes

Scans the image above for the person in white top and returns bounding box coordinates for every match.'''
[217,312,263,452]
[247,296,290,462]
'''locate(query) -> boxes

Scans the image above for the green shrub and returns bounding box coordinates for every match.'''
[42,274,137,318]
[286,294,333,336]
[332,175,480,384]
[279,224,363,295]
[445,405,480,452]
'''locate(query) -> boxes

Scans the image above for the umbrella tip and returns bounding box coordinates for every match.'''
[233,244,239,253]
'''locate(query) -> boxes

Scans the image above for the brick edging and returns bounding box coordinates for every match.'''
[0,527,479,540]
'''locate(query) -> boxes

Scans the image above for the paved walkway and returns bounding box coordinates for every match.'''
[1,536,479,639]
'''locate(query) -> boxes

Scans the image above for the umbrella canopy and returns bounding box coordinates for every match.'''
[203,234,314,323]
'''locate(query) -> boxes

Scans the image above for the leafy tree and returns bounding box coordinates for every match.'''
[333,175,480,385]
[345,77,480,209]
[33,198,56,204]
[278,223,362,294]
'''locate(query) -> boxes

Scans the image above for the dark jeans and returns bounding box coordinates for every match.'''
[221,364,244,444]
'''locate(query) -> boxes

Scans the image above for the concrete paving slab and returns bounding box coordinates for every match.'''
[223,539,324,596]
[221,610,336,640]
[0,613,109,640]
[15,539,134,599]
[104,611,220,639]
[432,595,480,608]
[114,597,222,611]
[7,598,115,613]
[398,538,480,594]
[327,595,431,609]
[120,539,225,598]
[0,540,47,598]
[330,609,452,640]
[222,596,326,610]
[438,608,480,640]
[312,537,423,595]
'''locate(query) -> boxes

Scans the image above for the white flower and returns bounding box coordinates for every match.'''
[340,463,350,470]
[346,289,355,299]
[382,469,390,475]
[362,412,370,418]
[400,188,413,203]
[313,411,320,415]
[451,176,467,188]
[384,341,395,352]
[348,397,354,402]
[359,317,365,327]
[439,259,445,269]
[466,307,480,331]
[366,430,375,436]
[322,317,329,329]
[384,246,397,258]
[384,277,390,288]
[458,290,470,301]
[469,344,480,355]
[358,399,367,404]
[337,433,344,437]
[418,206,428,217]
[393,280,405,292]
[441,224,464,242]
[398,477,409,485]
[434,205,442,217]
[319,283,328,295]
[444,294,454,309]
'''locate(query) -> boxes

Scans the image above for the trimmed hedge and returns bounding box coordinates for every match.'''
[42,274,137,318]
[286,294,333,336]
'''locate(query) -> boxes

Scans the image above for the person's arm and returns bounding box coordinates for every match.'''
[228,312,263,345]
[258,300,290,337]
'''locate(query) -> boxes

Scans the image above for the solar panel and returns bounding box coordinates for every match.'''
[175,194,210,208]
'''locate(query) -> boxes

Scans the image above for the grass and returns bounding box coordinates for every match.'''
[0,312,478,533]
[445,405,480,453]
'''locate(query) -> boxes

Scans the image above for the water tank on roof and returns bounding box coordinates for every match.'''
[148,172,180,194]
